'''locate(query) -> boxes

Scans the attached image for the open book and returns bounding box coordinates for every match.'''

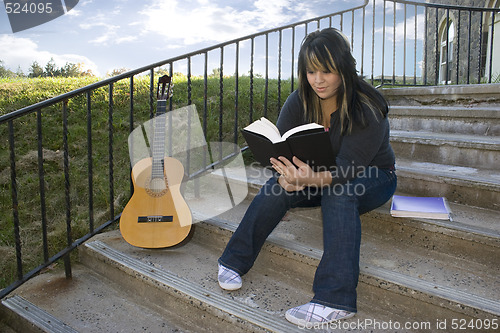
[241,117,335,170]
[390,195,452,220]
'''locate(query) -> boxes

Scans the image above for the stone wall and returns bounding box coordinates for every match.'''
[423,0,498,85]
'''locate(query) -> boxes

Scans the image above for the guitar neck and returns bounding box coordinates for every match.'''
[151,99,167,179]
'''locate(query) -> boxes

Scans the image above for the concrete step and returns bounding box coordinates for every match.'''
[1,295,78,333]
[390,130,500,170]
[193,204,500,319]
[243,164,500,264]
[395,159,500,210]
[188,167,500,319]
[241,165,500,253]
[388,105,500,136]
[1,263,202,332]
[79,231,416,333]
[381,84,500,106]
[265,197,500,270]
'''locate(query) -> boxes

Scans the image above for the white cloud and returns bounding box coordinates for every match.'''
[139,0,297,46]
[79,19,121,45]
[0,34,99,75]
[375,13,425,42]
[65,8,82,17]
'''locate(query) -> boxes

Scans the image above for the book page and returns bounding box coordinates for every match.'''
[282,123,324,140]
[243,118,282,143]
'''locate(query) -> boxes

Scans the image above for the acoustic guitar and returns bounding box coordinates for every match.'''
[120,75,193,248]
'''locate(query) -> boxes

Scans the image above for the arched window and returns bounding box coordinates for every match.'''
[439,20,455,84]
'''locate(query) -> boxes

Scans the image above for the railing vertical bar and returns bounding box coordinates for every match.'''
[169,63,174,110]
[234,42,239,144]
[264,33,269,118]
[403,3,407,85]
[62,100,72,279]
[36,109,49,261]
[435,7,439,85]
[128,77,134,198]
[445,9,450,85]
[8,120,23,280]
[186,56,192,175]
[488,11,495,83]
[187,56,192,105]
[185,58,192,175]
[203,52,208,136]
[108,84,115,221]
[202,52,209,183]
[477,11,483,84]
[360,5,366,79]
[149,68,155,118]
[129,77,134,133]
[167,63,173,156]
[167,62,175,111]
[291,26,295,92]
[278,30,282,111]
[456,10,461,84]
[351,10,355,52]
[219,46,224,142]
[86,91,95,234]
[424,6,428,85]
[381,0,386,86]
[392,0,396,85]
[414,4,417,85]
[371,0,376,85]
[467,11,472,84]
[250,37,255,123]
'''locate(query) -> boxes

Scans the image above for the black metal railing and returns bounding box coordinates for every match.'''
[1,0,498,299]
[379,0,499,86]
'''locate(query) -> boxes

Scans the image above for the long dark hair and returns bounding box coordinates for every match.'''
[297,28,388,134]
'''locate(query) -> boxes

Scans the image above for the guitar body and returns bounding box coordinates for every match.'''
[120,157,192,248]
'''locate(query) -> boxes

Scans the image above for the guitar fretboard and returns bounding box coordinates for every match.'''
[151,99,167,180]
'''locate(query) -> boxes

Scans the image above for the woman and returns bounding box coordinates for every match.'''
[217,28,397,326]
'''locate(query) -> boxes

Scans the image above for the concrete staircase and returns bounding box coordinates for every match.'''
[1,84,499,332]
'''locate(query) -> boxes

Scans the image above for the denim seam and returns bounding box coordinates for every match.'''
[311,298,358,313]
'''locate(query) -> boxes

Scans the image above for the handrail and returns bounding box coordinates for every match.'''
[0,1,369,124]
[391,0,499,12]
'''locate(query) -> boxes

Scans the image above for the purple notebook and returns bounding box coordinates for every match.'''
[390,195,452,220]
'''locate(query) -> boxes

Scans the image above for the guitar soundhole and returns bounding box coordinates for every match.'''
[146,176,169,197]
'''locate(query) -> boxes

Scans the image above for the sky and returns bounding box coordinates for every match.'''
[0,0,369,77]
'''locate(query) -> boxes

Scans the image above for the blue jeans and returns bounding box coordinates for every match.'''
[218,167,397,312]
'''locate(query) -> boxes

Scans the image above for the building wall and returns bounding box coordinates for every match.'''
[423,0,499,84]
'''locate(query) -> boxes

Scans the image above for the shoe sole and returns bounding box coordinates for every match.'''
[285,311,355,327]
[218,281,242,291]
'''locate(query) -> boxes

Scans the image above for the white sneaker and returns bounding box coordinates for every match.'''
[285,302,354,326]
[218,263,242,290]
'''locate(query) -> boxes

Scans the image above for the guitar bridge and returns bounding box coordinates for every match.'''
[138,215,173,223]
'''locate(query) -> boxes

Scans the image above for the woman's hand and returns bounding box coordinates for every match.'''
[270,156,332,191]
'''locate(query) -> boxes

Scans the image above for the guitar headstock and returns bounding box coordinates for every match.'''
[157,74,173,101]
